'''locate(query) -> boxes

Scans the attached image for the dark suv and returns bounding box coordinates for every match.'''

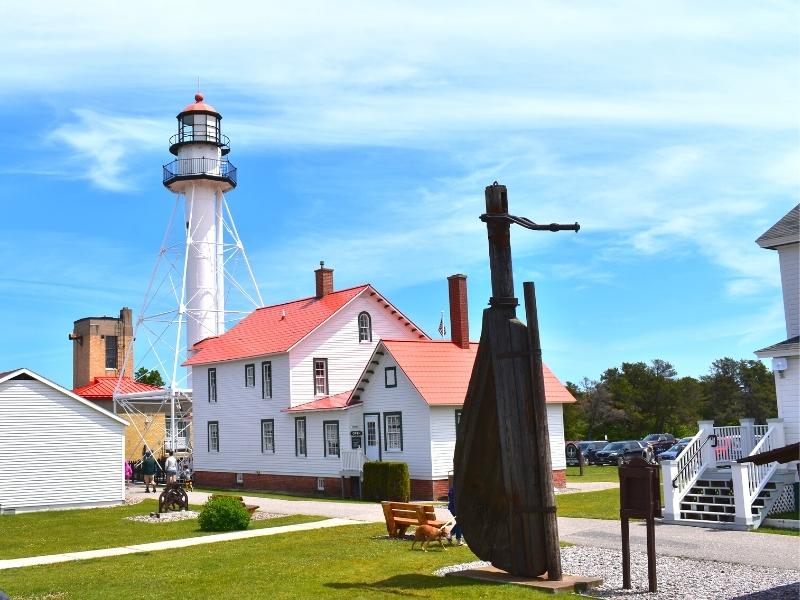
[594,441,647,465]
[642,433,676,455]
[578,441,609,465]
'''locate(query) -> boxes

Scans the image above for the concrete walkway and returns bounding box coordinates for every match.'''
[0,517,356,571]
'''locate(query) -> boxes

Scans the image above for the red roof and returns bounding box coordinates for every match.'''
[382,340,576,406]
[284,390,359,412]
[73,376,162,399]
[181,92,219,115]
[185,284,426,366]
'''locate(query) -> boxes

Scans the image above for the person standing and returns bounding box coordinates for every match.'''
[165,450,178,484]
[447,483,464,546]
[142,450,158,493]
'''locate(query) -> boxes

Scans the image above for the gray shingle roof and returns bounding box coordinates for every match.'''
[754,335,800,358]
[756,204,799,249]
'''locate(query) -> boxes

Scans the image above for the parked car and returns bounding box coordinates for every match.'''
[655,436,693,461]
[642,433,676,455]
[657,442,688,461]
[594,441,647,465]
[578,441,609,465]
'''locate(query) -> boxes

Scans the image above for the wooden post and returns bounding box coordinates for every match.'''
[524,282,562,581]
[646,517,657,592]
[621,517,631,589]
[485,184,517,308]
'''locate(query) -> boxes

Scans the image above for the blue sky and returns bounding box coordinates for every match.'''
[0,1,797,389]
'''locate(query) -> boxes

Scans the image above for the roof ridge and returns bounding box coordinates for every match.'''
[252,284,371,312]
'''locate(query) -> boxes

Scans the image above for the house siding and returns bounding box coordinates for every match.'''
[358,352,433,479]
[0,379,125,512]
[775,356,799,446]
[777,245,799,339]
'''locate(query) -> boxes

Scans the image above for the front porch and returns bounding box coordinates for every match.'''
[661,418,797,530]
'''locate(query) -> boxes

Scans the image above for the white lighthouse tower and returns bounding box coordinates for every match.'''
[163,92,236,354]
[114,93,261,460]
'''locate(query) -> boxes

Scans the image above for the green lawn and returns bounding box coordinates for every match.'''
[556,488,619,520]
[565,465,620,482]
[0,523,568,600]
[0,500,321,560]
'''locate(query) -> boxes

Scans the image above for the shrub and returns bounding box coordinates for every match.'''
[198,496,251,532]
[363,461,410,502]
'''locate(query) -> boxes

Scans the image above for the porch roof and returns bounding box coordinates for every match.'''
[754,335,799,358]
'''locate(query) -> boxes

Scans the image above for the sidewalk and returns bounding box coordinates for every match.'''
[0,518,356,571]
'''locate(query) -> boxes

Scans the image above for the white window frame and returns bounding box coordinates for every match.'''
[208,368,217,403]
[261,419,275,453]
[208,421,219,452]
[313,358,328,395]
[358,311,372,342]
[323,420,340,457]
[245,364,255,387]
[384,366,397,388]
[261,361,273,399]
[295,417,307,457]
[384,412,403,452]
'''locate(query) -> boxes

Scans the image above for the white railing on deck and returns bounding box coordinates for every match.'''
[341,450,365,474]
[672,429,706,495]
[745,425,779,503]
[713,425,743,462]
[754,425,768,443]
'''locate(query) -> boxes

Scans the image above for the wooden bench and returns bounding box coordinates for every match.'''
[210,494,259,515]
[381,501,446,538]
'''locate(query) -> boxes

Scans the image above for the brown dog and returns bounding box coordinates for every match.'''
[411,518,455,552]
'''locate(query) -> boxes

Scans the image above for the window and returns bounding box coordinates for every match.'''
[208,421,219,452]
[313,358,328,395]
[384,366,397,388]
[261,419,275,453]
[366,420,377,446]
[455,409,463,430]
[384,412,403,452]
[105,335,118,369]
[295,417,307,457]
[245,364,255,387]
[358,312,372,342]
[323,421,340,457]
[261,361,272,399]
[208,368,217,403]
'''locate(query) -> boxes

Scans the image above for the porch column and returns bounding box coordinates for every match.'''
[767,418,786,448]
[661,460,680,521]
[731,463,753,527]
[698,420,716,469]
[740,418,755,456]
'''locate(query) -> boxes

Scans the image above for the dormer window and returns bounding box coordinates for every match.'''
[358,312,372,342]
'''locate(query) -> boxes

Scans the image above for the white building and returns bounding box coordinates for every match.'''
[754,204,799,446]
[0,368,127,513]
[187,268,574,499]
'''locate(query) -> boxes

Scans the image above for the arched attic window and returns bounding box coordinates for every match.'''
[358,311,372,342]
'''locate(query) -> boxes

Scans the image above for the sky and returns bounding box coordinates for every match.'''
[0,1,797,390]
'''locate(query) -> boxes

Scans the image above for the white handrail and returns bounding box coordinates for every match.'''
[745,425,779,503]
[672,429,706,495]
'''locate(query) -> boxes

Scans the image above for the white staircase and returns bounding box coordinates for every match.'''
[662,418,795,530]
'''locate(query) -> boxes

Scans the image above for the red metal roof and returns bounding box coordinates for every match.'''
[180,93,219,115]
[185,284,426,366]
[284,390,359,412]
[382,340,576,406]
[73,376,162,399]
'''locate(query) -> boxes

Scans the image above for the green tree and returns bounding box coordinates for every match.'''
[135,367,164,387]
[700,358,777,424]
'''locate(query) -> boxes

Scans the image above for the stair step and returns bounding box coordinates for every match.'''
[680,510,735,523]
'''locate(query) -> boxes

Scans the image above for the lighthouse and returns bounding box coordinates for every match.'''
[162,93,237,355]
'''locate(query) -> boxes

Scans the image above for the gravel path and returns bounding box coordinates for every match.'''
[434,547,799,599]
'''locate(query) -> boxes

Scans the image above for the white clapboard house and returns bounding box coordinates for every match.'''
[187,266,574,499]
[0,368,127,513]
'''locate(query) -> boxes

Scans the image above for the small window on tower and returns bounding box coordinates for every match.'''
[105,336,118,369]
[358,312,372,342]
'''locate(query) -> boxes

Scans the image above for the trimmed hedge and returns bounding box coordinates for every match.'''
[198,495,251,532]
[363,461,410,502]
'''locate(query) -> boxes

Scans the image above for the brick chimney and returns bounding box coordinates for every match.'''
[315,261,334,298]
[447,274,470,349]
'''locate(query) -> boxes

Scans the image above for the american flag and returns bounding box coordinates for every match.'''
[438,311,447,338]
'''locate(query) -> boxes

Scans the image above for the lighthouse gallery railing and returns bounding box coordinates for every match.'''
[162,158,237,186]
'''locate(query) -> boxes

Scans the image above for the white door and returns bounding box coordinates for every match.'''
[364,414,380,461]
